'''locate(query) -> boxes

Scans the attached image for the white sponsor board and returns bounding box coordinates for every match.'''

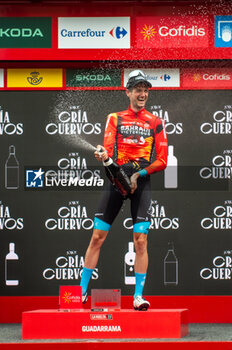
[58,17,130,49]
[124,69,180,88]
[0,69,3,87]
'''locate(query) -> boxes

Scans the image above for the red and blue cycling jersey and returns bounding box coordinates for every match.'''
[104,106,168,175]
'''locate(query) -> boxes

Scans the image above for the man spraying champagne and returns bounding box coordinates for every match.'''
[80,70,168,310]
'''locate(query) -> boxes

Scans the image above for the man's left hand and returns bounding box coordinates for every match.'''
[130,172,140,194]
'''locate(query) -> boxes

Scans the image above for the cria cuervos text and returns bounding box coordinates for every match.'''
[0,109,23,135]
[200,256,232,280]
[0,203,23,230]
[201,110,232,134]
[43,254,98,280]
[201,205,232,229]
[46,110,101,135]
[200,153,232,179]
[123,203,179,230]
[45,204,93,230]
[152,109,183,134]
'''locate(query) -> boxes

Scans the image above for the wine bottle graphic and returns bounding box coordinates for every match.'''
[164,242,178,286]
[124,242,135,285]
[164,145,178,189]
[5,243,19,286]
[5,145,19,189]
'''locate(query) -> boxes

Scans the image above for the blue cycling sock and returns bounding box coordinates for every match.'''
[134,272,147,298]
[80,267,93,295]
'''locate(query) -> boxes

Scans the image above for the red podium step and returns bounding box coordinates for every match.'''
[22,308,188,339]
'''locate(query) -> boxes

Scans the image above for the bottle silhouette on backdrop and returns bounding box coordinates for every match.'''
[5,243,19,286]
[164,242,178,286]
[5,145,19,189]
[124,242,136,285]
[164,145,178,189]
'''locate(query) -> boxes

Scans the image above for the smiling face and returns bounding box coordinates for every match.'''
[126,83,149,112]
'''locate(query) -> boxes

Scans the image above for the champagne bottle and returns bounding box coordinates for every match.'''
[98,148,131,198]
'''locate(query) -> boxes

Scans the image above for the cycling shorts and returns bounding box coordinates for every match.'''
[94,162,152,234]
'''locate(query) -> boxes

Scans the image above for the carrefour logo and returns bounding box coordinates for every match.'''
[58,17,130,49]
[109,27,127,39]
[60,26,127,39]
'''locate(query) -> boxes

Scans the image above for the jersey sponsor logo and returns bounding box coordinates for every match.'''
[120,124,151,137]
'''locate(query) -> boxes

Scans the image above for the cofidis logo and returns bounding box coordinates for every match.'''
[58,17,130,49]
[215,16,232,47]
[136,16,209,48]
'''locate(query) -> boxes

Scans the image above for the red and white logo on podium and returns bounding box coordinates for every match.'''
[59,286,82,309]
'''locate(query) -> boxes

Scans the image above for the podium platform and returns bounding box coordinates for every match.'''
[22,308,188,340]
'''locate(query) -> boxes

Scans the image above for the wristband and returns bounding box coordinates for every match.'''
[138,169,147,177]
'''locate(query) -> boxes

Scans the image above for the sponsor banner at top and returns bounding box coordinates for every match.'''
[124,69,180,88]
[7,69,63,88]
[66,69,121,87]
[182,68,232,89]
[0,17,52,48]
[0,69,4,87]
[215,16,232,47]
[136,16,209,48]
[58,17,130,49]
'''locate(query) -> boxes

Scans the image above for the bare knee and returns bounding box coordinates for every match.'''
[89,229,108,249]
[133,234,147,255]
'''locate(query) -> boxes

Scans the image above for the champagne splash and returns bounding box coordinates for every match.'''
[49,90,100,152]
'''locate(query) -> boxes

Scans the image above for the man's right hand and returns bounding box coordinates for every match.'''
[94,145,108,162]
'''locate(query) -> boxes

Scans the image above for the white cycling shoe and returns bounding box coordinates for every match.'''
[133,295,150,311]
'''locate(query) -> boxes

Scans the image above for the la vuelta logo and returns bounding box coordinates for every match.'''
[201,106,232,135]
[45,200,94,231]
[201,200,232,230]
